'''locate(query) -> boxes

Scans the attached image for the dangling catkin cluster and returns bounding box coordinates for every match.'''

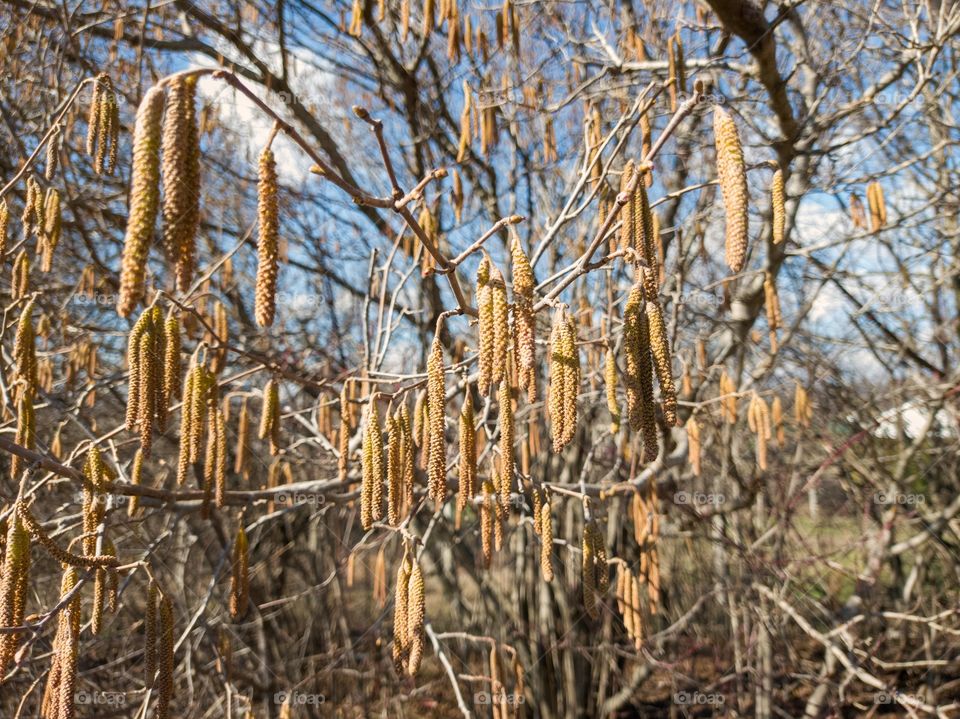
[39,187,61,272]
[258,378,282,456]
[360,397,385,529]
[645,284,679,427]
[548,308,580,453]
[616,564,644,649]
[87,73,120,175]
[0,515,30,677]
[457,389,477,512]
[511,234,537,401]
[476,254,509,394]
[12,249,30,299]
[255,146,280,327]
[581,518,607,619]
[161,74,200,292]
[229,523,249,619]
[41,564,80,719]
[623,281,658,462]
[713,106,748,273]
[126,306,171,455]
[392,548,412,673]
[13,299,38,403]
[177,360,215,485]
[118,85,165,317]
[719,370,738,424]
[426,336,447,504]
[866,180,886,231]
[771,166,785,244]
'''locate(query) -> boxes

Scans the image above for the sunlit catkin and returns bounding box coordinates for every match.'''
[539,490,554,582]
[0,198,8,257]
[386,410,402,524]
[338,385,351,481]
[548,309,579,453]
[867,180,886,231]
[392,550,412,673]
[489,264,510,386]
[360,398,385,529]
[0,515,30,677]
[426,335,447,504]
[605,347,621,434]
[161,74,200,292]
[258,378,281,456]
[256,147,280,327]
[13,298,38,401]
[118,85,165,317]
[476,254,494,393]
[772,395,785,448]
[686,415,701,477]
[511,234,536,400]
[41,187,61,272]
[230,525,249,619]
[794,381,812,428]
[498,377,514,507]
[713,106,748,273]
[771,167,785,244]
[406,558,426,676]
[624,281,658,461]
[645,294,678,427]
[457,390,477,513]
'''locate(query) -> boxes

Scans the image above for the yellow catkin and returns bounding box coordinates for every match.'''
[713,106,749,273]
[55,565,80,719]
[392,549,412,673]
[11,395,35,481]
[129,448,144,517]
[771,167,785,244]
[118,85,165,317]
[686,416,701,477]
[230,525,249,619]
[414,388,430,468]
[511,233,537,401]
[255,147,280,327]
[406,558,426,676]
[489,264,509,386]
[258,378,281,456]
[645,294,678,427]
[539,490,553,582]
[451,168,464,222]
[457,390,477,513]
[361,398,385,528]
[0,198,8,257]
[427,336,446,504]
[161,74,200,292]
[605,347,621,434]
[13,299,38,402]
[157,594,175,719]
[476,254,494,393]
[720,370,738,424]
[145,581,158,686]
[210,404,227,509]
[163,314,181,401]
[41,187,61,271]
[867,181,886,231]
[624,281,658,461]
[12,250,29,299]
[0,515,30,676]
[45,127,60,181]
[548,309,580,453]
[386,409,402,524]
[498,377,514,508]
[400,403,415,513]
[91,567,106,635]
[794,381,812,428]
[86,74,104,160]
[338,384,352,481]
[772,395,785,448]
[480,480,495,567]
[581,521,597,618]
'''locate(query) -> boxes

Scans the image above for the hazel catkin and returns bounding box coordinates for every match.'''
[118,85,165,317]
[426,336,447,505]
[548,309,580,453]
[713,106,749,273]
[255,147,280,327]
